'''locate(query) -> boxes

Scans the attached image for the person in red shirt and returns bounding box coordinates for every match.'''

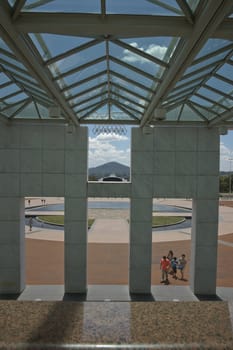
[160,255,171,284]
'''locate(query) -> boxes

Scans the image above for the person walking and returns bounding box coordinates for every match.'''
[171,257,178,279]
[177,254,187,280]
[29,217,33,232]
[160,255,171,284]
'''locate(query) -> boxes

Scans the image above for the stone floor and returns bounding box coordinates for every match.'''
[1,198,232,349]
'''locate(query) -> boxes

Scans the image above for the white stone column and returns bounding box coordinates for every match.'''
[130,128,153,293]
[190,128,219,295]
[191,199,219,295]
[129,198,153,293]
[64,127,88,293]
[0,197,25,293]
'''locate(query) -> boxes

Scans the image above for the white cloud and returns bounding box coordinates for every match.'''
[88,134,130,167]
[220,141,233,171]
[122,42,167,64]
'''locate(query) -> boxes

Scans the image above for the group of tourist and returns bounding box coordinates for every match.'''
[160,250,187,284]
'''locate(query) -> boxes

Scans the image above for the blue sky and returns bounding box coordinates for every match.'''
[220,130,233,171]
[88,127,233,171]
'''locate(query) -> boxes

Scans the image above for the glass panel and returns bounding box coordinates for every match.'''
[7,0,17,6]
[0,83,20,98]
[110,42,164,78]
[56,60,106,88]
[189,102,217,119]
[185,51,229,75]
[168,83,198,98]
[69,85,107,105]
[66,76,106,97]
[120,37,178,63]
[166,105,182,121]
[197,86,225,103]
[49,42,105,77]
[29,33,93,61]
[75,95,107,112]
[190,95,214,108]
[180,104,204,122]
[217,63,233,81]
[179,66,215,85]
[111,76,150,100]
[14,101,51,119]
[0,72,11,85]
[186,0,200,11]
[0,52,26,71]
[206,76,233,94]
[106,0,181,15]
[0,38,13,53]
[4,92,28,103]
[195,39,232,60]
[110,61,154,88]
[23,0,100,13]
[173,77,203,92]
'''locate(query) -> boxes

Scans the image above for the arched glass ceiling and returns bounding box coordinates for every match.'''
[0,0,233,128]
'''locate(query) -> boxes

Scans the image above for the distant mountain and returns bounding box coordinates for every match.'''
[89,161,130,180]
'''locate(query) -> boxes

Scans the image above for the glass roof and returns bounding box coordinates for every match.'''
[0,0,233,128]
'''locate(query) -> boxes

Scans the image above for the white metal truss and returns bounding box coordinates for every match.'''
[0,0,232,127]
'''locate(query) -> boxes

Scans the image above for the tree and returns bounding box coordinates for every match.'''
[219,175,230,193]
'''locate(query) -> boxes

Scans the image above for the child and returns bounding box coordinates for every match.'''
[171,257,178,279]
[177,254,187,280]
[160,255,171,284]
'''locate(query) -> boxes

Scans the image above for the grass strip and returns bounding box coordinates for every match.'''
[37,215,95,228]
[37,215,184,228]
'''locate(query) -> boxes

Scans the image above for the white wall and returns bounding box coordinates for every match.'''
[0,123,220,295]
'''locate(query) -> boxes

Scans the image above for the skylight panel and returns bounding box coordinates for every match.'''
[217,63,233,81]
[23,0,100,13]
[179,66,215,85]
[56,60,107,89]
[106,0,181,15]
[0,38,13,53]
[197,86,226,103]
[49,42,105,78]
[110,42,164,78]
[66,76,107,98]
[120,37,177,64]
[190,95,214,108]
[185,51,229,75]
[186,0,200,11]
[4,91,28,104]
[29,34,92,61]
[68,85,107,106]
[0,83,20,98]
[195,39,232,60]
[0,72,10,85]
[0,52,26,71]
[7,0,17,6]
[206,77,233,95]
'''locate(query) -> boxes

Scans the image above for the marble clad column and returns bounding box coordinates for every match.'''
[191,199,219,295]
[130,128,153,293]
[190,128,219,295]
[0,197,25,293]
[64,127,88,293]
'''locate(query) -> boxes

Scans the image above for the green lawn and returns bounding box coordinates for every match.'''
[37,215,95,228]
[152,215,185,227]
[37,215,184,228]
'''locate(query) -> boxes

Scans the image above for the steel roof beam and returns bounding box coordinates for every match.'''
[14,13,192,38]
[209,107,233,126]
[14,12,233,39]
